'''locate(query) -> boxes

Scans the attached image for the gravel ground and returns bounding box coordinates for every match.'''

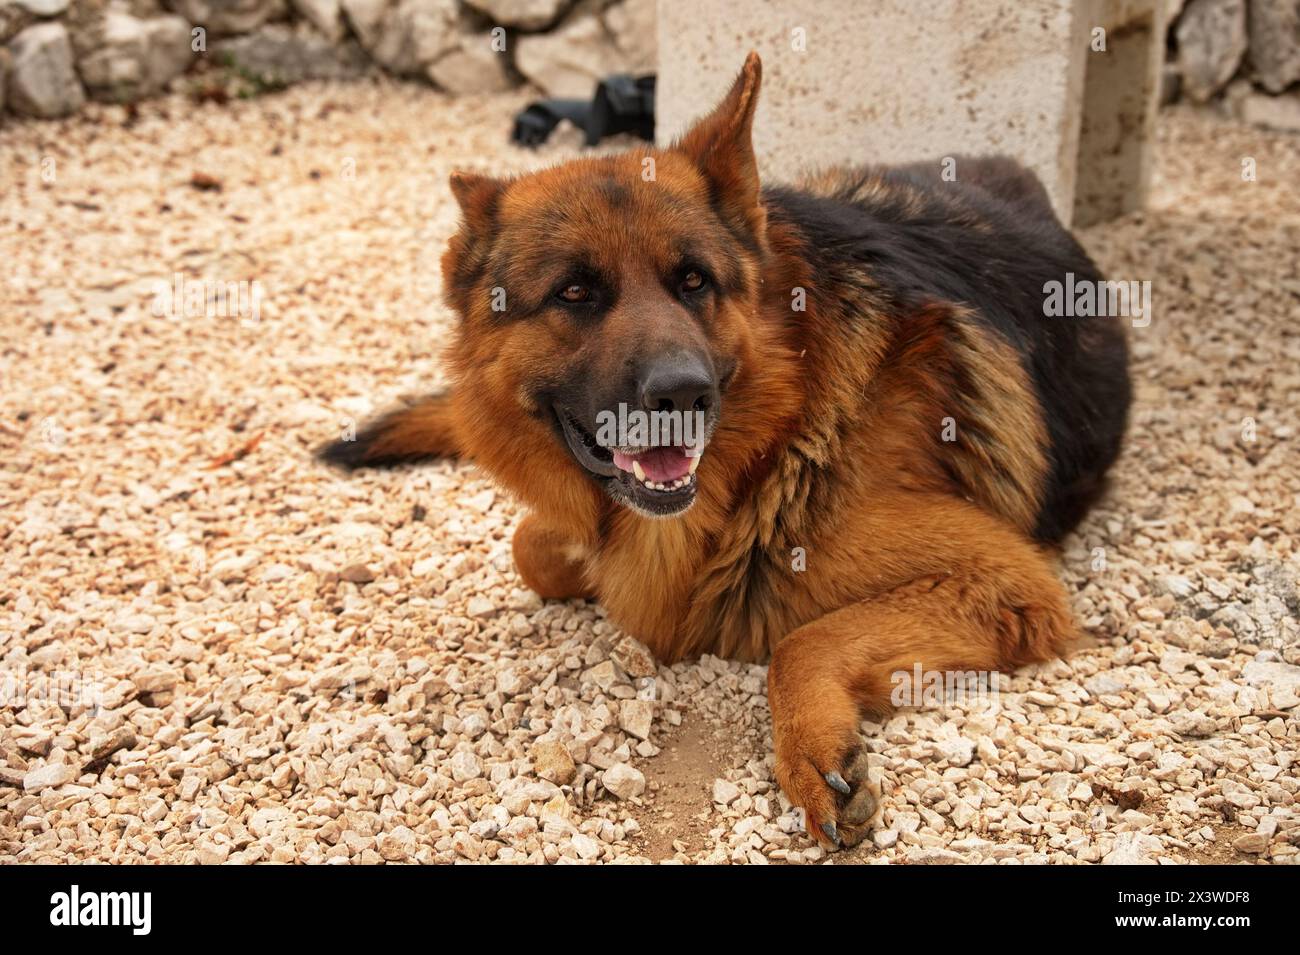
[2,81,1298,865]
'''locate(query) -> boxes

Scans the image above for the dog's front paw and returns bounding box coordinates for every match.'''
[775,735,880,849]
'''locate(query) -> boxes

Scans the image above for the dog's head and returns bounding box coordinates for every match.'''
[442,54,769,520]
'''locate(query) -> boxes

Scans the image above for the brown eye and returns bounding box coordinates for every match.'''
[558,284,589,303]
[681,270,705,293]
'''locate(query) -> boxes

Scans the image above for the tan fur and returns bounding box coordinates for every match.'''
[334,53,1081,845]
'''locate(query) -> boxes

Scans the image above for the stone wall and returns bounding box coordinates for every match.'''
[1166,0,1300,130]
[0,0,655,120]
[4,1,1297,130]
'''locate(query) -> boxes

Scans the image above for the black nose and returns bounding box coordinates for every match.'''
[638,353,717,415]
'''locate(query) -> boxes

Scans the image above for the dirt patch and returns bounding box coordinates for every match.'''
[1176,822,1269,865]
[634,716,738,862]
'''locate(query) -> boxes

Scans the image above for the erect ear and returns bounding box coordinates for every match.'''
[448,170,505,233]
[443,171,505,314]
[675,52,764,235]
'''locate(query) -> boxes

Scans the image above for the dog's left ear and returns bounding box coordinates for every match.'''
[449,170,505,233]
[676,52,764,236]
[443,171,505,316]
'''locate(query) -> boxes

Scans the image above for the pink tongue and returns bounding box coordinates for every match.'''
[613,446,692,482]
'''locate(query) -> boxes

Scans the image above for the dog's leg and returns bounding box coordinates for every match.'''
[768,540,1075,848]
[512,514,593,601]
[317,392,460,468]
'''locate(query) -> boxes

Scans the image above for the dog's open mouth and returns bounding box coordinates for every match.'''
[556,407,704,517]
[611,446,699,492]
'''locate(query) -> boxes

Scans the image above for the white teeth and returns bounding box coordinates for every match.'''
[624,450,703,494]
[629,472,696,493]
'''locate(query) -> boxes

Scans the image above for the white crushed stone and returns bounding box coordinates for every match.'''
[0,86,1296,864]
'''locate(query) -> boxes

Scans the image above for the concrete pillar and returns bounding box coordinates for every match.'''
[656,0,1166,227]
[1072,0,1166,226]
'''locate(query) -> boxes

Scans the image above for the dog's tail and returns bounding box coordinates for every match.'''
[316,392,461,468]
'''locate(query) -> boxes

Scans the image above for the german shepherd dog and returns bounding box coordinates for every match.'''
[320,54,1131,847]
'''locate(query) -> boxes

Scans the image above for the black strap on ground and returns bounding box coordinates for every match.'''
[511,74,655,148]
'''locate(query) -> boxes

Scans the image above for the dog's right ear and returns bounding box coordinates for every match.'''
[449,171,505,233]
[675,52,764,237]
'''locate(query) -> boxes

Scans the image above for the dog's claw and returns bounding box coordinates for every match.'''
[777,743,879,851]
[825,771,850,795]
